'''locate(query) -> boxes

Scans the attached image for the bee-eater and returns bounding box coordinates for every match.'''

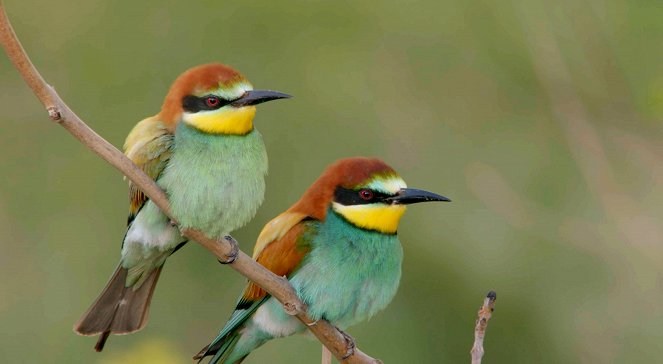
[74,63,290,351]
[195,157,450,363]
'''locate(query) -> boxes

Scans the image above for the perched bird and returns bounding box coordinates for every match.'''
[74,63,290,351]
[195,157,450,363]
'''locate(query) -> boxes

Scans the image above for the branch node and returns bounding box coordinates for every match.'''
[217,235,239,264]
[282,301,302,316]
[47,106,61,122]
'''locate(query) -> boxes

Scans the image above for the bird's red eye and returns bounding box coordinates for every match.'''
[359,189,374,201]
[205,96,220,108]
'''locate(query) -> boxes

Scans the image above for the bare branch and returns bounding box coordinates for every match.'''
[322,345,333,364]
[0,3,378,363]
[471,291,497,364]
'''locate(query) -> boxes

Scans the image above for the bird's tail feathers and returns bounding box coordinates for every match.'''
[73,264,162,352]
[195,333,245,364]
[195,294,270,362]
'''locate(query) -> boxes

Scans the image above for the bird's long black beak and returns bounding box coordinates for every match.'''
[231,90,292,107]
[385,188,451,205]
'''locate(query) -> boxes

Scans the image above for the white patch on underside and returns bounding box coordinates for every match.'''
[124,219,180,250]
[123,202,182,251]
[251,299,301,338]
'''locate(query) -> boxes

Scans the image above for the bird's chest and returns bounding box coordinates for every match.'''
[159,128,268,237]
[293,226,403,329]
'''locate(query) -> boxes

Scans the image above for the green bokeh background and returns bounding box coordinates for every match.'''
[2,1,663,363]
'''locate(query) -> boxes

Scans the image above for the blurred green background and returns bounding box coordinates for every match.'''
[2,0,662,362]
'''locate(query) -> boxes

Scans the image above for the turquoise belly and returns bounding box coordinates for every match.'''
[292,211,403,329]
[159,124,268,238]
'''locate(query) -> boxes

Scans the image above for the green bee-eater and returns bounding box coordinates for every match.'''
[195,157,450,363]
[74,63,290,351]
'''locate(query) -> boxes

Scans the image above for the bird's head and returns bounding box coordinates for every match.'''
[293,157,450,234]
[158,63,290,135]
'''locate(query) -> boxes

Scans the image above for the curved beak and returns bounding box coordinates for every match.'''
[231,90,292,107]
[385,188,451,205]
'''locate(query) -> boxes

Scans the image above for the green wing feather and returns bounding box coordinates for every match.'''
[198,220,316,362]
[123,116,174,224]
[197,296,270,362]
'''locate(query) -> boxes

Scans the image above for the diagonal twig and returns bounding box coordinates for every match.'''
[0,2,378,363]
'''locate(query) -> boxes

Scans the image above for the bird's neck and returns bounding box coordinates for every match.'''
[331,202,405,235]
[175,121,260,145]
[182,106,256,135]
[326,207,401,238]
[311,208,403,269]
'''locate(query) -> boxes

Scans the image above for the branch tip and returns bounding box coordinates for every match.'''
[471,290,497,364]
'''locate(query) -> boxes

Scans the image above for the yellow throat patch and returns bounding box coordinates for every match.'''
[332,202,406,234]
[183,106,256,135]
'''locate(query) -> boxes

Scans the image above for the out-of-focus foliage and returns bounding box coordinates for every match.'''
[97,339,182,364]
[1,0,662,362]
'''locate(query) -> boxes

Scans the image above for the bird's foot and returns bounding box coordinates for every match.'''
[335,327,356,360]
[218,235,239,264]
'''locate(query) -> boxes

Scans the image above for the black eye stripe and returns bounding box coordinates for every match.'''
[182,95,231,113]
[334,187,391,205]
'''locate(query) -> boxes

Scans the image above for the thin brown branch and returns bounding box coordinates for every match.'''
[470,291,497,364]
[322,345,333,364]
[0,3,378,363]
